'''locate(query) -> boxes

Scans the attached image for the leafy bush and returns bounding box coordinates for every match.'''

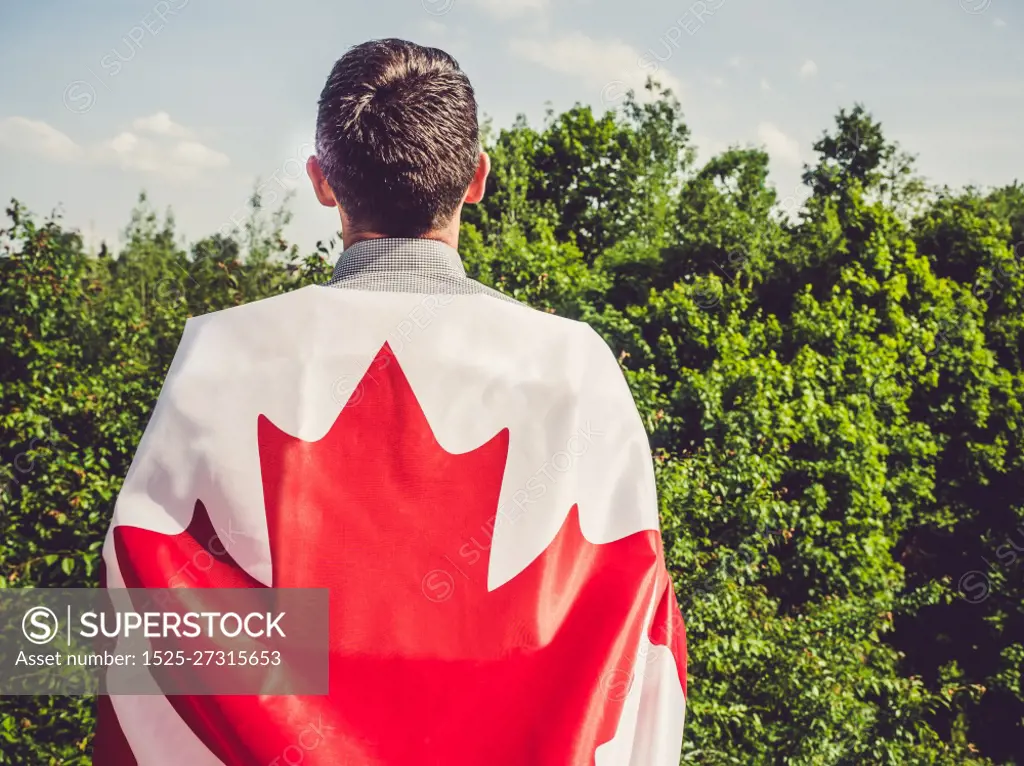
[1,90,1021,764]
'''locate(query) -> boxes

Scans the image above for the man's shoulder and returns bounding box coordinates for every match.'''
[189,283,616,376]
[185,283,600,341]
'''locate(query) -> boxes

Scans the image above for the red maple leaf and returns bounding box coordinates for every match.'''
[108,343,685,765]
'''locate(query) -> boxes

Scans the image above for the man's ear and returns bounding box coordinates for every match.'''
[463,151,491,205]
[306,155,337,208]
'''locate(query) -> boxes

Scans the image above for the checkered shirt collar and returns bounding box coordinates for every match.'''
[329,238,467,282]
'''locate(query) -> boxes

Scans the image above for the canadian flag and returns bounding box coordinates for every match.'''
[95,286,687,765]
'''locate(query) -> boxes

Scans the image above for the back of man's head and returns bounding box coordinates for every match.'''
[314,38,480,238]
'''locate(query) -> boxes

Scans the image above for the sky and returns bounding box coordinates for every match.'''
[0,0,1021,256]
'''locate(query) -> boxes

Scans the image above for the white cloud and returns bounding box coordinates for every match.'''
[0,117,84,163]
[728,56,742,69]
[757,122,802,166]
[509,32,683,102]
[993,18,1007,28]
[131,111,194,139]
[99,131,229,180]
[760,78,771,93]
[799,59,818,79]
[468,0,547,18]
[173,140,229,169]
[0,113,227,181]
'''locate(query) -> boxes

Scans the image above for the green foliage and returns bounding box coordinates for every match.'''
[1,89,1022,764]
[0,191,331,764]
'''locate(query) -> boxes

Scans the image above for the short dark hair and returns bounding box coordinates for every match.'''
[314,39,480,237]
